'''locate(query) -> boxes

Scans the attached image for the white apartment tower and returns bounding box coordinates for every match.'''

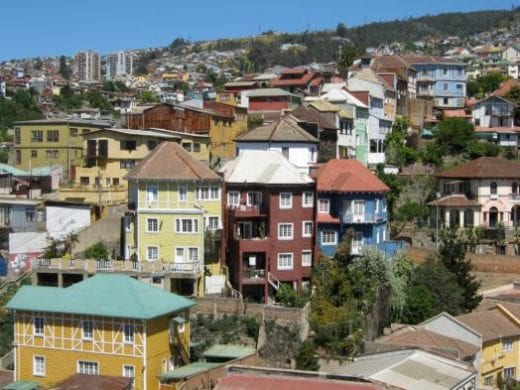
[105,51,133,80]
[75,50,101,82]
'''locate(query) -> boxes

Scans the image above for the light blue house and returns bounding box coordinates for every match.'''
[313,159,403,257]
[403,55,466,109]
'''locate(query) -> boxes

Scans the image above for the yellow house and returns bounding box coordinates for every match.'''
[13,119,109,182]
[458,303,520,388]
[6,274,194,390]
[208,106,248,166]
[124,142,222,297]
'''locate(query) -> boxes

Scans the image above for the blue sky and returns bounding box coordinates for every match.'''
[1,0,518,60]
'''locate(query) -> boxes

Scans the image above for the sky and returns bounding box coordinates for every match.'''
[1,0,518,60]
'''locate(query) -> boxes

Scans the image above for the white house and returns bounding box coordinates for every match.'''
[428,158,520,229]
[502,45,520,62]
[234,115,319,173]
[45,200,91,239]
[471,95,518,148]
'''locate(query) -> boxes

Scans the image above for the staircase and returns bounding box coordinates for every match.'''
[267,272,280,290]
[175,336,190,365]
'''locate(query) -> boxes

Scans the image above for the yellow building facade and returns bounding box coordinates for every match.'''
[13,119,109,182]
[7,274,194,390]
[124,142,222,297]
[208,107,248,165]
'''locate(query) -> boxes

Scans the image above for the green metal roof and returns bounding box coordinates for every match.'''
[0,163,59,177]
[173,316,186,324]
[2,381,39,390]
[159,362,220,381]
[7,274,195,320]
[202,344,256,360]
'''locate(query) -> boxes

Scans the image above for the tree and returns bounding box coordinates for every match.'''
[438,227,481,312]
[336,23,348,38]
[295,340,320,371]
[84,242,109,260]
[59,55,71,80]
[138,91,158,104]
[337,44,361,78]
[466,141,501,159]
[505,86,520,105]
[385,116,417,168]
[393,200,429,236]
[86,90,112,112]
[435,118,475,155]
[421,142,445,167]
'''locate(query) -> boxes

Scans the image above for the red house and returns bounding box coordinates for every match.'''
[247,88,301,114]
[219,150,315,303]
[271,68,321,94]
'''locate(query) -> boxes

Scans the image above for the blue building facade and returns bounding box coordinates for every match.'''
[405,56,467,109]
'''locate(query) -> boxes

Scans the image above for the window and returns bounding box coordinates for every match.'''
[281,147,289,158]
[193,143,201,152]
[77,361,98,375]
[278,223,294,240]
[318,199,330,214]
[45,150,59,158]
[34,316,44,336]
[120,160,136,169]
[484,376,493,386]
[31,130,43,142]
[147,218,158,232]
[302,251,312,267]
[247,191,262,206]
[443,97,449,105]
[279,192,293,209]
[475,118,480,126]
[113,178,119,186]
[80,177,90,186]
[26,209,35,222]
[456,84,463,90]
[205,216,220,230]
[120,140,137,151]
[147,184,158,203]
[31,150,37,158]
[490,181,497,195]
[504,367,516,379]
[353,231,363,247]
[302,221,313,237]
[196,186,220,200]
[443,83,448,91]
[351,200,365,216]
[303,191,314,208]
[147,246,159,261]
[228,191,240,207]
[83,320,93,340]
[15,128,20,144]
[176,218,199,233]
[182,142,192,152]
[124,324,134,344]
[375,199,380,213]
[70,128,78,136]
[188,247,199,262]
[443,67,448,75]
[147,140,157,151]
[81,129,90,135]
[33,356,45,376]
[178,186,187,201]
[278,253,293,270]
[321,230,337,245]
[47,130,59,142]
[123,365,135,379]
[503,338,514,353]
[15,150,21,165]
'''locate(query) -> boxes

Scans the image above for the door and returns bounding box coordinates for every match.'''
[237,222,253,239]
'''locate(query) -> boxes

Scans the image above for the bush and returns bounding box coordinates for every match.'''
[295,340,320,371]
[435,118,475,155]
[84,242,109,260]
[466,141,500,159]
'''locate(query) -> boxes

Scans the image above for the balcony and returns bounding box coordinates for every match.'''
[236,236,272,253]
[241,268,266,284]
[228,204,266,218]
[343,213,383,224]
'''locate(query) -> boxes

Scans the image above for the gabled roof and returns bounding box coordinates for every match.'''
[84,128,181,139]
[50,374,132,390]
[308,100,340,113]
[125,142,219,181]
[493,78,520,97]
[290,106,338,130]
[313,159,389,193]
[402,55,466,66]
[6,274,195,320]
[219,151,314,185]
[235,116,319,143]
[457,306,520,342]
[436,157,520,179]
[427,194,479,207]
[321,89,368,108]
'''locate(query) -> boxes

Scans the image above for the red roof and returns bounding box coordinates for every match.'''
[317,213,341,224]
[348,90,369,106]
[493,79,520,97]
[280,68,308,75]
[310,76,324,87]
[271,72,315,87]
[443,109,471,118]
[215,373,384,390]
[475,126,520,133]
[313,159,390,193]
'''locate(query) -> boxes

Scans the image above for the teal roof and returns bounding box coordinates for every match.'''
[7,274,195,320]
[2,381,39,390]
[159,362,220,381]
[0,163,59,177]
[202,344,256,360]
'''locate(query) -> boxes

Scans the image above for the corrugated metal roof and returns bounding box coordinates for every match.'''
[2,381,39,390]
[202,344,256,360]
[247,88,293,98]
[6,274,195,320]
[235,116,319,143]
[159,362,221,381]
[84,128,181,139]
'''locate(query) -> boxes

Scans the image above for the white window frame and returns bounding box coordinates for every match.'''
[196,186,220,201]
[124,323,134,344]
[34,316,44,337]
[188,247,199,262]
[175,247,199,262]
[503,338,514,353]
[247,191,262,206]
[302,191,314,208]
[279,192,293,209]
[353,231,363,247]
[227,191,240,207]
[321,230,337,246]
[504,366,516,379]
[302,250,312,267]
[146,218,159,233]
[277,253,294,270]
[302,221,313,237]
[204,216,220,230]
[278,223,294,240]
[146,184,158,204]
[82,320,94,341]
[178,185,187,202]
[318,199,330,214]
[175,218,199,233]
[33,355,45,377]
[77,360,99,375]
[123,365,135,379]
[147,246,159,261]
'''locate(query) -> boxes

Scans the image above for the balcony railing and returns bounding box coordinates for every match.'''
[343,213,383,224]
[242,268,266,280]
[227,204,266,218]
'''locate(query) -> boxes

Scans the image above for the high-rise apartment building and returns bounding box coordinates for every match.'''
[105,51,133,80]
[75,50,101,81]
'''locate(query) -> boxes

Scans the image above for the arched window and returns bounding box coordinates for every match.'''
[489,207,498,228]
[464,209,474,227]
[490,181,497,195]
[449,209,460,228]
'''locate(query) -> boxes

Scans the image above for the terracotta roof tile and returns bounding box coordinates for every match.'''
[436,157,520,179]
[493,78,520,97]
[475,126,520,133]
[125,142,219,181]
[427,194,480,207]
[313,159,389,193]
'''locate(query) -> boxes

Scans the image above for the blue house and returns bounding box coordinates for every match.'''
[403,55,466,109]
[313,159,401,257]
